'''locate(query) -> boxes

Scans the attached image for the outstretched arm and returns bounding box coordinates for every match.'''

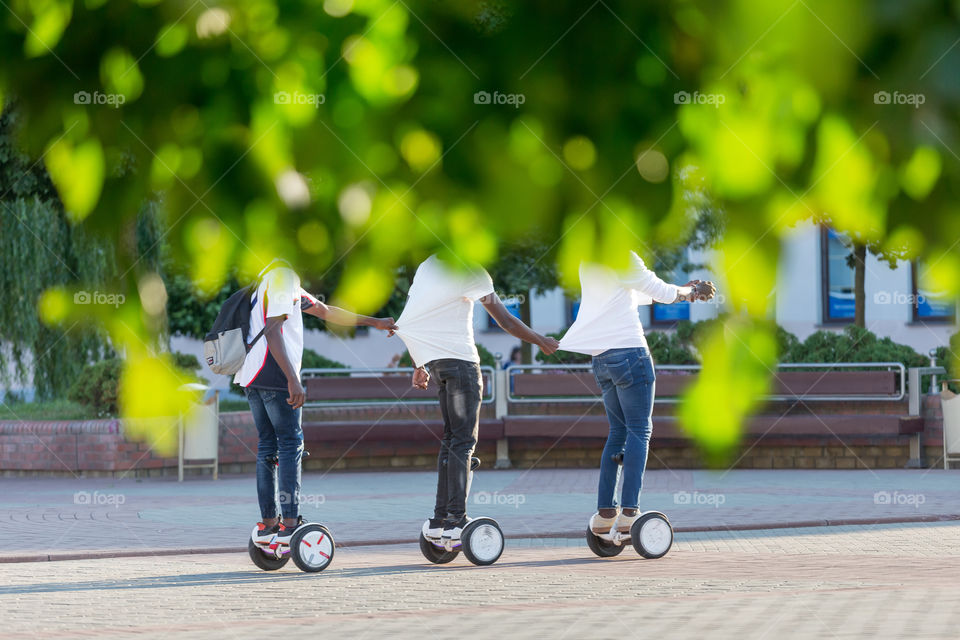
[301,290,398,332]
[480,293,559,355]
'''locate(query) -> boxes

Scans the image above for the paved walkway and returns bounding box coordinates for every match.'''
[2,523,959,639]
[3,468,960,561]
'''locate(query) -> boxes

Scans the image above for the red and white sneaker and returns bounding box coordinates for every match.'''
[252,521,280,545]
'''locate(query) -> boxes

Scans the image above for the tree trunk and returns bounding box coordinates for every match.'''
[520,292,533,364]
[853,243,866,328]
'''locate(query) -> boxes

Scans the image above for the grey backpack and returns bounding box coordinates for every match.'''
[203,282,265,375]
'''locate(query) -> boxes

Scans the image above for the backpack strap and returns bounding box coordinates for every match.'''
[244,260,293,351]
[245,272,268,352]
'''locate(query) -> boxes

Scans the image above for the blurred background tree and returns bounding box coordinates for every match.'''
[1,0,958,458]
[489,239,558,364]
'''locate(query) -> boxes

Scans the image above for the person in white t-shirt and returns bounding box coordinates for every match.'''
[237,260,397,546]
[393,254,560,543]
[559,251,715,537]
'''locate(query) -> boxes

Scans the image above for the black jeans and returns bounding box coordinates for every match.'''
[428,358,483,521]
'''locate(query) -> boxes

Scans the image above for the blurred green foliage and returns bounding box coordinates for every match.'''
[2,0,959,458]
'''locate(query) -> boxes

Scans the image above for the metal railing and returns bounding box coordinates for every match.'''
[301,366,497,407]
[506,361,908,404]
[909,366,946,415]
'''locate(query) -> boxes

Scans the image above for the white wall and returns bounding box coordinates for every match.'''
[6,227,957,397]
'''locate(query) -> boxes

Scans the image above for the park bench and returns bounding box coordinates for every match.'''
[299,368,501,458]
[293,361,928,469]
[502,362,922,465]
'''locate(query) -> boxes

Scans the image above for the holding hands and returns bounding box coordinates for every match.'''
[680,279,717,302]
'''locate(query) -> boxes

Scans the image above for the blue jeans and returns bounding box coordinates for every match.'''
[427,359,482,522]
[592,347,655,511]
[245,387,304,520]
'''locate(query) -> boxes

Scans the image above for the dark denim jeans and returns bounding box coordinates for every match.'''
[592,347,655,511]
[428,359,483,522]
[245,387,304,520]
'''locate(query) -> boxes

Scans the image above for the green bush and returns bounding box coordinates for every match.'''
[172,351,202,383]
[934,331,960,392]
[646,331,698,365]
[172,351,201,372]
[782,325,927,370]
[301,349,347,370]
[536,331,591,365]
[68,358,121,417]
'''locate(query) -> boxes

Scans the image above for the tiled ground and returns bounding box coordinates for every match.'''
[1,523,958,639]
[2,468,959,560]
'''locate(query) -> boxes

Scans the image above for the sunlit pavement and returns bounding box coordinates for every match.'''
[1,523,959,639]
[2,468,960,561]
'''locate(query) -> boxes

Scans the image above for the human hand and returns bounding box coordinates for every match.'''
[692,280,717,301]
[539,336,560,356]
[287,379,306,409]
[373,317,398,334]
[412,367,430,390]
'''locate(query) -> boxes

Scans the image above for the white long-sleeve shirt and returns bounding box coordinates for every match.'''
[559,252,679,356]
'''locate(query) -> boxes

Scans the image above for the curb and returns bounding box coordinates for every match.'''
[3,513,959,564]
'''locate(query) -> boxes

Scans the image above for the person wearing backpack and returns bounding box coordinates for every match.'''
[231,260,398,546]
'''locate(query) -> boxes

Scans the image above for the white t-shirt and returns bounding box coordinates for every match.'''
[234,267,318,389]
[394,255,496,368]
[559,252,679,356]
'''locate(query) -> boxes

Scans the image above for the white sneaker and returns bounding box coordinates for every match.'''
[589,512,618,535]
[615,511,641,534]
[422,518,443,540]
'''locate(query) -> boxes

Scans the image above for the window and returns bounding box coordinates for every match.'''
[912,262,956,323]
[651,300,690,325]
[487,297,522,329]
[821,227,855,323]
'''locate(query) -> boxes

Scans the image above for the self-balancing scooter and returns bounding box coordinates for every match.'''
[585,453,674,559]
[247,454,336,573]
[419,456,505,566]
